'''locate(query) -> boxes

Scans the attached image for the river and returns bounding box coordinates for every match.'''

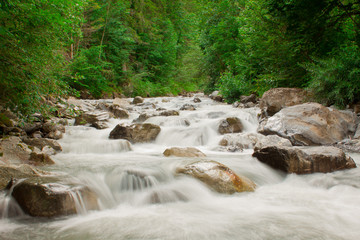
[1,95,360,240]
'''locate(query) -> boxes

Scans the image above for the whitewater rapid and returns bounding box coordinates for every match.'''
[1,95,360,240]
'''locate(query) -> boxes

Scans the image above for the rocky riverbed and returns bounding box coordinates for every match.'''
[1,89,360,239]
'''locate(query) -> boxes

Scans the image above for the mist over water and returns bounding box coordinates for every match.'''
[1,96,360,240]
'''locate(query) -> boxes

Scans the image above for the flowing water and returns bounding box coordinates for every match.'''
[1,95,360,240]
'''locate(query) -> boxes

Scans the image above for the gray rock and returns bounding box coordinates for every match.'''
[180,104,196,111]
[240,94,257,104]
[260,88,308,117]
[258,103,357,146]
[218,117,243,134]
[209,91,223,102]
[253,145,356,174]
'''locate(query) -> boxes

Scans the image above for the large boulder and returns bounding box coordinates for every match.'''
[0,164,48,189]
[260,88,308,117]
[0,136,33,164]
[163,147,206,157]
[253,145,356,174]
[218,117,243,134]
[109,123,161,143]
[9,178,98,217]
[219,133,292,151]
[176,160,256,194]
[258,103,358,146]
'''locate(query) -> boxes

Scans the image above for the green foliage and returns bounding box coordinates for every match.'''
[67,46,112,98]
[0,0,86,117]
[306,43,360,107]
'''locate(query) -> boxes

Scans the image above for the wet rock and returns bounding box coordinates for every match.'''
[219,133,291,151]
[334,139,360,153]
[134,110,180,123]
[0,164,47,189]
[176,160,256,194]
[218,117,243,134]
[132,96,144,104]
[244,102,257,108]
[146,189,188,204]
[260,88,308,117]
[258,103,357,146]
[91,121,109,130]
[113,98,130,107]
[240,94,257,104]
[0,136,33,164]
[109,123,161,143]
[29,152,55,166]
[209,91,223,102]
[75,110,109,126]
[22,138,62,152]
[159,110,179,117]
[180,104,196,111]
[10,178,98,217]
[110,106,129,119]
[355,124,360,139]
[253,145,356,174]
[163,147,206,157]
[193,97,201,103]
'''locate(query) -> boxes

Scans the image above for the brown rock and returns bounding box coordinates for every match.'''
[10,178,98,217]
[253,145,356,174]
[0,136,32,164]
[29,152,55,166]
[209,91,223,102]
[132,96,144,104]
[176,160,256,194]
[218,117,243,134]
[163,147,206,157]
[260,88,308,117]
[22,138,62,152]
[109,123,161,143]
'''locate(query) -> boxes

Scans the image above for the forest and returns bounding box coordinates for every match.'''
[1,0,359,118]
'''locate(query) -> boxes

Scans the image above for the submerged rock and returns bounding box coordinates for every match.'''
[180,104,196,111]
[253,145,356,174]
[109,123,161,143]
[218,117,243,134]
[10,178,98,217]
[163,147,206,157]
[176,160,256,194]
[258,103,357,146]
[259,88,308,117]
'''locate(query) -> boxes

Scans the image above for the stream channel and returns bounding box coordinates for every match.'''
[1,95,360,240]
